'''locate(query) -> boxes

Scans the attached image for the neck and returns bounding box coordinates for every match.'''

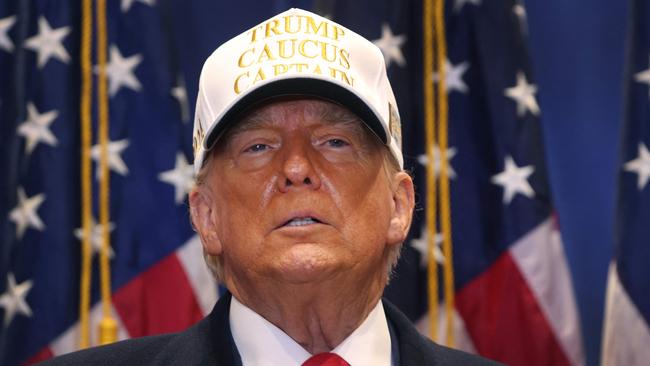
[226,272,386,354]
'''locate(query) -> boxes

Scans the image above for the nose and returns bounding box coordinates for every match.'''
[278,141,321,192]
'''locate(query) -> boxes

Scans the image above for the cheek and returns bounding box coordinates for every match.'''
[320,160,377,207]
[327,169,394,249]
[215,164,278,211]
[212,173,276,247]
[353,194,392,240]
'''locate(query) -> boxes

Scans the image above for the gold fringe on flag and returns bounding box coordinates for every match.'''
[78,0,117,348]
[96,0,117,345]
[424,0,456,347]
[78,0,93,350]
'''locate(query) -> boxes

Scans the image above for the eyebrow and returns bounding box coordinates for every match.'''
[224,100,371,140]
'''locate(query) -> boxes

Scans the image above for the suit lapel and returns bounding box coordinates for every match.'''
[152,292,241,366]
[207,293,242,366]
[383,299,434,366]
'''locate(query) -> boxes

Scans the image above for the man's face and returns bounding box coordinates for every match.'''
[194,99,413,288]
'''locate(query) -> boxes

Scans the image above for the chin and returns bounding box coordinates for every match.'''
[272,244,342,284]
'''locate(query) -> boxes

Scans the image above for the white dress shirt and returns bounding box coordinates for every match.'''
[230,296,393,366]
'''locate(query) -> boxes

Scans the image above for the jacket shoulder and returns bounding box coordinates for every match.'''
[382,299,503,366]
[37,334,176,366]
[37,294,237,366]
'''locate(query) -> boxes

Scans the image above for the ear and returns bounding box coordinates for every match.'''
[189,187,223,256]
[386,172,415,246]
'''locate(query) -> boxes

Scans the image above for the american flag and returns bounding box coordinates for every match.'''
[0,0,585,365]
[0,1,249,364]
[601,0,650,364]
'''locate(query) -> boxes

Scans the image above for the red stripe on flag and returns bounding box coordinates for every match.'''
[456,252,571,366]
[23,347,53,365]
[113,253,204,338]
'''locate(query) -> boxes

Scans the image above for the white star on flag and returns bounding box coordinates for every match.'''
[411,226,445,267]
[623,143,650,190]
[91,139,130,177]
[98,45,142,97]
[432,59,470,94]
[171,75,190,123]
[0,15,16,53]
[8,187,46,240]
[158,152,194,204]
[417,145,458,179]
[74,218,116,258]
[504,71,540,117]
[121,0,156,13]
[0,273,33,327]
[24,16,71,68]
[491,155,535,204]
[372,23,407,68]
[634,56,650,100]
[17,102,58,154]
[454,0,482,13]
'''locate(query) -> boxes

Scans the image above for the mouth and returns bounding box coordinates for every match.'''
[282,216,322,228]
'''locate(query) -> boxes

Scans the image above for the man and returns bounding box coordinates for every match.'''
[42,8,500,365]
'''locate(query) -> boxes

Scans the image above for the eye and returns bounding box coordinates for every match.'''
[326,138,349,148]
[244,143,270,153]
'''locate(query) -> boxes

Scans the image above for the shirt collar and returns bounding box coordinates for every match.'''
[229,296,392,366]
[331,300,392,366]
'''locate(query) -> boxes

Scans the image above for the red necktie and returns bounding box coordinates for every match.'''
[301,352,350,366]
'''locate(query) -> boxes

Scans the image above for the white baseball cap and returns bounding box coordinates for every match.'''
[192,8,404,173]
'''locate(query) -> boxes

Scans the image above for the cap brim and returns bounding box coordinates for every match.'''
[204,77,388,150]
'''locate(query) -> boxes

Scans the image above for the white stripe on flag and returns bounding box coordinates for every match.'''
[509,217,585,366]
[176,234,219,316]
[601,262,650,366]
[49,303,129,356]
[415,306,477,353]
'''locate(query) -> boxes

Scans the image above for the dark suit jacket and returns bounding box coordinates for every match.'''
[39,293,501,365]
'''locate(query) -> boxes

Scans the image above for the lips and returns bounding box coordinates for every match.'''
[283,217,321,227]
[276,212,327,229]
